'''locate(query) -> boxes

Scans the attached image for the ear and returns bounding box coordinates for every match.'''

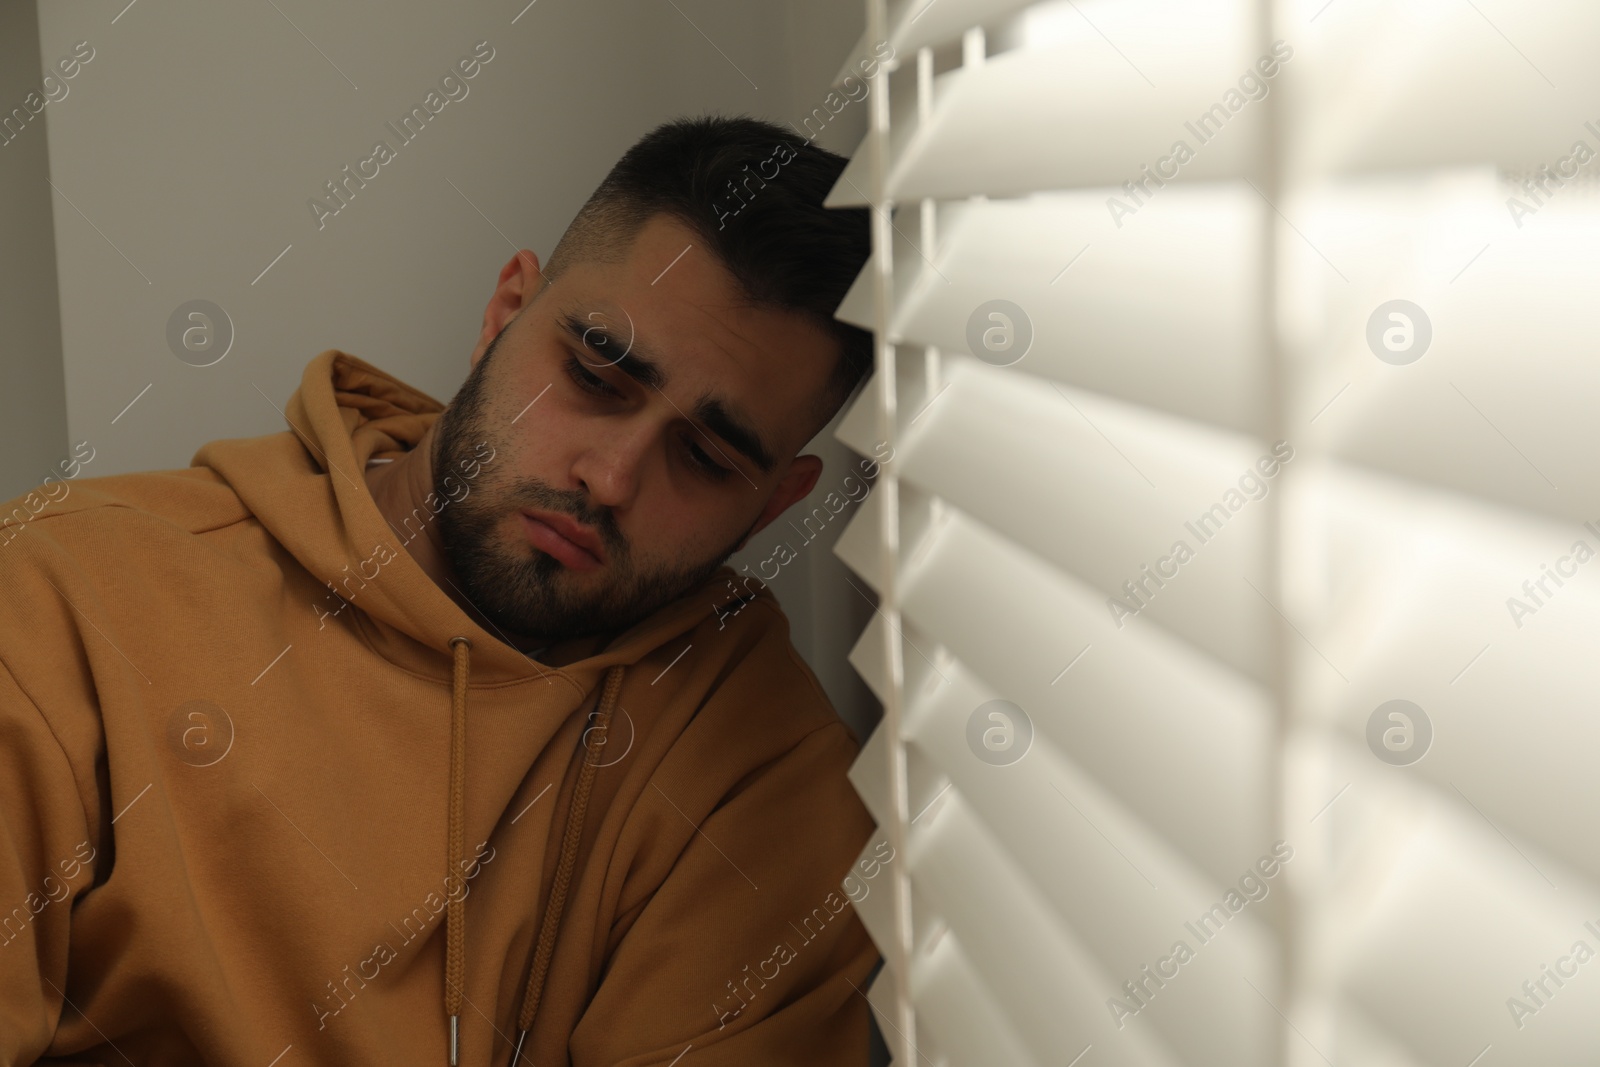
[738,455,824,550]
[469,249,545,369]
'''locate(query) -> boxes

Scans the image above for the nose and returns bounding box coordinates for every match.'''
[569,418,651,510]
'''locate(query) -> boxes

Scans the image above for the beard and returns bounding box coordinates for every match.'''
[429,323,753,647]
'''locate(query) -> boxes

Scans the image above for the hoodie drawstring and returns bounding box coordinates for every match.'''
[444,635,625,1067]
[512,663,623,1065]
[446,636,472,1064]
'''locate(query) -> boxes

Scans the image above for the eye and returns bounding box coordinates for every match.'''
[564,353,620,398]
[682,433,734,481]
[564,350,733,481]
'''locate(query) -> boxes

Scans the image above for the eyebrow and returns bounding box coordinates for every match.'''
[557,311,777,474]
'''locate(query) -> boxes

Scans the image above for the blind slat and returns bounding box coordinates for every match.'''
[834,190,1266,436]
[899,508,1273,885]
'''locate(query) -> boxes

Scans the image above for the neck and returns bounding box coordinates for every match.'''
[363,423,539,649]
[365,422,448,584]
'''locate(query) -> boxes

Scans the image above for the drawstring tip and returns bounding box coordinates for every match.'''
[448,1014,460,1065]
[512,1030,529,1065]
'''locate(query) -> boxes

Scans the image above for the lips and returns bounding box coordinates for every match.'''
[519,510,604,571]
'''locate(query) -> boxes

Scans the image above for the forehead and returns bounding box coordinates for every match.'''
[547,214,840,454]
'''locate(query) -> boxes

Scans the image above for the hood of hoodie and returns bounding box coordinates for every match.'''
[196,349,740,692]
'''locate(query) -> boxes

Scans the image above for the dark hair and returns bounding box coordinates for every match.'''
[545,115,873,433]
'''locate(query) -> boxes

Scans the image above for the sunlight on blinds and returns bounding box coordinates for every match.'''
[830,0,1600,1064]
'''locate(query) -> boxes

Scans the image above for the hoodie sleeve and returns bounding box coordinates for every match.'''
[0,658,99,1065]
[568,720,884,1067]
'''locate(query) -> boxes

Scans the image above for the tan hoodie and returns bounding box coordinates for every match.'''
[0,351,881,1066]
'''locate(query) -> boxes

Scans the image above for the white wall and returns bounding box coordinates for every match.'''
[0,0,70,503]
[24,0,876,735]
[730,0,877,741]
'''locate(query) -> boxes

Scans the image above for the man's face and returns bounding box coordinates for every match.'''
[430,213,837,646]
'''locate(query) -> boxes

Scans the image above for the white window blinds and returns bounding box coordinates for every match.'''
[826,1,1600,1064]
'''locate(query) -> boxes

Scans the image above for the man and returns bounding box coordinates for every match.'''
[0,116,888,1065]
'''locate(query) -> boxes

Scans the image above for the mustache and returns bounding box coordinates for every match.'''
[502,479,628,557]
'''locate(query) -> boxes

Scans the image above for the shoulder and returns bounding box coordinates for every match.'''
[614,565,866,805]
[0,463,251,554]
[676,573,856,757]
[0,462,257,695]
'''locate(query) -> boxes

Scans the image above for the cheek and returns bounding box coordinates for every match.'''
[625,484,750,568]
[627,494,704,555]
[509,404,582,480]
